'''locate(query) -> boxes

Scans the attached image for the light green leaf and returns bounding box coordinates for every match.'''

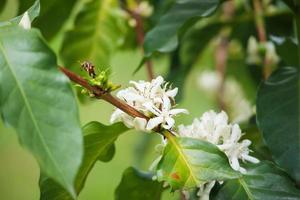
[40,122,128,200]
[115,167,164,200]
[156,135,240,190]
[257,67,300,182]
[60,0,126,74]
[0,25,83,197]
[18,0,78,39]
[214,162,300,200]
[143,0,220,57]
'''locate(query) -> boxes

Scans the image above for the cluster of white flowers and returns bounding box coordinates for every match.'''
[110,76,188,131]
[178,110,259,200]
[127,1,153,27]
[247,36,280,66]
[198,71,253,123]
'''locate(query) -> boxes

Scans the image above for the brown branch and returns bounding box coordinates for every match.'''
[215,36,229,111]
[252,0,270,79]
[126,8,155,80]
[59,66,149,120]
[214,1,234,111]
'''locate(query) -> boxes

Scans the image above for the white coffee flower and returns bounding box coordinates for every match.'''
[178,110,259,173]
[198,181,216,200]
[178,110,259,199]
[110,76,187,131]
[144,96,188,130]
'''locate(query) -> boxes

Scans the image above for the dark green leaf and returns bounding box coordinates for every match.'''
[281,0,300,12]
[214,162,300,200]
[19,0,78,39]
[0,25,83,197]
[272,36,299,67]
[156,136,240,190]
[40,122,128,200]
[60,0,126,74]
[0,0,6,13]
[257,67,300,182]
[143,0,220,57]
[115,167,164,200]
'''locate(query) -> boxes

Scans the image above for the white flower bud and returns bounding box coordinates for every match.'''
[19,12,31,30]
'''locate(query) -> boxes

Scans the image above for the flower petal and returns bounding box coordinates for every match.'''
[133,117,147,131]
[146,116,164,130]
[169,108,189,116]
[166,87,178,98]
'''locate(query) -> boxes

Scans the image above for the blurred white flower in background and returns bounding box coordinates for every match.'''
[178,110,259,200]
[197,70,253,123]
[246,36,280,66]
[110,76,188,131]
[137,1,153,17]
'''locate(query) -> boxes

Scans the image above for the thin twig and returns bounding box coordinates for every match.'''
[125,7,155,80]
[215,36,229,111]
[214,1,234,111]
[59,66,149,120]
[252,0,271,79]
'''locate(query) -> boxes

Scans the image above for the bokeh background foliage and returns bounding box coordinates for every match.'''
[0,0,299,199]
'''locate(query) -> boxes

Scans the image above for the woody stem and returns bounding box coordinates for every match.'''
[126,8,155,80]
[252,0,271,79]
[59,66,149,120]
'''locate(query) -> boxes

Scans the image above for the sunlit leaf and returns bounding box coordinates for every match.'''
[60,0,126,74]
[214,162,300,200]
[156,135,240,190]
[257,67,300,183]
[115,167,164,200]
[0,25,83,197]
[40,122,128,200]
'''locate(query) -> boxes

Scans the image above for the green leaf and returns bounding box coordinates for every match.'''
[0,0,6,13]
[60,0,126,74]
[156,135,240,190]
[281,0,300,12]
[0,25,83,197]
[40,122,128,200]
[0,0,40,27]
[143,0,220,57]
[272,36,299,67]
[257,67,300,182]
[214,162,300,200]
[115,167,164,200]
[18,0,78,39]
